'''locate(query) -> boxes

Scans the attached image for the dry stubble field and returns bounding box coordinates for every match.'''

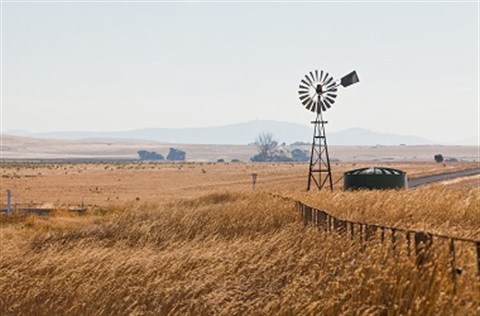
[0,161,479,315]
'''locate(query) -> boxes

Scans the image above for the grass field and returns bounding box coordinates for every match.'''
[0,162,479,315]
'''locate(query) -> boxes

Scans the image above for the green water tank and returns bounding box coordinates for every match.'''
[343,167,407,190]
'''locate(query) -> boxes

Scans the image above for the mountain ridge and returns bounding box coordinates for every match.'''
[5,120,475,146]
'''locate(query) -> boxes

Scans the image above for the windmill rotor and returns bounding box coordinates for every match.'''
[298,71,338,114]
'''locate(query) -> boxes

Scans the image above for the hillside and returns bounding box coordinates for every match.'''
[6,120,448,146]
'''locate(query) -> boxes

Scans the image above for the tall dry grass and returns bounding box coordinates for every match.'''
[0,191,479,315]
[288,186,480,239]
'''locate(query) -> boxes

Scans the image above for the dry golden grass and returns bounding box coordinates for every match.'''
[1,191,479,315]
[1,162,479,315]
[287,186,480,240]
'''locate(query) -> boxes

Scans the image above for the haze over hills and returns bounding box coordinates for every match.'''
[5,120,477,146]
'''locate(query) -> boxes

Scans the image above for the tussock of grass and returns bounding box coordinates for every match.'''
[1,191,479,315]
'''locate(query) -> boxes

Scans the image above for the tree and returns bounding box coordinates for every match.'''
[254,132,278,157]
[137,150,164,161]
[434,154,444,163]
[167,148,186,161]
[291,148,309,162]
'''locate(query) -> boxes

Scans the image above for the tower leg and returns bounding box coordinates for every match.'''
[307,111,333,191]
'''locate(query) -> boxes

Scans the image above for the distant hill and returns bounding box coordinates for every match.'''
[328,127,434,146]
[5,120,441,145]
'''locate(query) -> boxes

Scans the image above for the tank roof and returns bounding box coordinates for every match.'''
[344,167,405,176]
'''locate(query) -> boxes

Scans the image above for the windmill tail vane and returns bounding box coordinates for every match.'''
[341,71,360,87]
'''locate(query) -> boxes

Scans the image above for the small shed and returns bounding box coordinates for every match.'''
[343,167,407,190]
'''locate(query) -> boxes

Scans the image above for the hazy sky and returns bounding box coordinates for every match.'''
[1,0,478,143]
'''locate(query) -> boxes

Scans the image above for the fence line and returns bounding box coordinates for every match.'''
[272,194,480,291]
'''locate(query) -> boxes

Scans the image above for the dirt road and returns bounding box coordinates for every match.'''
[408,168,480,187]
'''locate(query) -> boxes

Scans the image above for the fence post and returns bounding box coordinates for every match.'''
[390,229,397,252]
[303,206,309,226]
[301,204,306,226]
[333,218,347,237]
[7,190,12,215]
[450,239,457,294]
[476,241,480,278]
[414,231,433,266]
[406,232,411,257]
[365,225,377,242]
[317,210,327,231]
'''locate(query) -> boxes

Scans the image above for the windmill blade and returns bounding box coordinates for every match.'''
[301,97,310,106]
[310,101,317,113]
[325,96,336,105]
[326,80,337,89]
[324,97,334,108]
[300,79,310,87]
[309,71,316,84]
[315,70,319,82]
[306,99,314,111]
[298,91,310,98]
[322,72,330,84]
[299,93,310,100]
[319,70,324,82]
[324,76,334,86]
[324,99,331,109]
[324,88,338,95]
[320,100,327,112]
[325,92,337,99]
[298,87,309,93]
[304,74,314,86]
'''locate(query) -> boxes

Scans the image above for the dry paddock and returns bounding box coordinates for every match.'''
[1,161,477,208]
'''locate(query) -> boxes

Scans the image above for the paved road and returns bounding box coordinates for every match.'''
[408,168,480,188]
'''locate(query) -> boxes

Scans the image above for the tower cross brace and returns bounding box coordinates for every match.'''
[307,110,333,191]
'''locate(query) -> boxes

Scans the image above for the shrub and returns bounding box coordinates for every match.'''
[167,148,186,161]
[137,150,164,161]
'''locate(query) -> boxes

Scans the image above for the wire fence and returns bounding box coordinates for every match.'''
[272,194,480,293]
[298,201,479,291]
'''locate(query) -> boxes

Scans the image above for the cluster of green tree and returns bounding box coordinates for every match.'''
[434,154,458,163]
[216,158,241,163]
[137,148,186,161]
[137,150,164,161]
[250,132,310,162]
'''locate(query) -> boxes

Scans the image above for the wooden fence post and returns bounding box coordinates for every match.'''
[414,231,433,266]
[317,210,327,231]
[406,232,411,257]
[476,241,480,278]
[390,229,397,253]
[333,218,347,237]
[449,239,457,294]
[365,225,377,242]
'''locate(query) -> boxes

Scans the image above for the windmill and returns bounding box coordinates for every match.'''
[298,70,359,191]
